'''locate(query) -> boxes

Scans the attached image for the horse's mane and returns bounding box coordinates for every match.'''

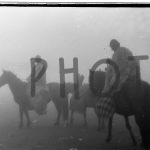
[5,71,19,79]
[1,70,30,105]
[4,70,28,92]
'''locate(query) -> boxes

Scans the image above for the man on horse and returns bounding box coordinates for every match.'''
[102,39,142,116]
[95,39,149,149]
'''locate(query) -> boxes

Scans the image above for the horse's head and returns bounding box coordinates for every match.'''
[0,70,10,87]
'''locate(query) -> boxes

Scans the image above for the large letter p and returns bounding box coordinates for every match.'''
[30,57,47,97]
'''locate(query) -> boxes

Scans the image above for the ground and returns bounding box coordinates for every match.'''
[0,88,145,150]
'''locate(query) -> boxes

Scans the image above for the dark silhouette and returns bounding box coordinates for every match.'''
[89,69,150,149]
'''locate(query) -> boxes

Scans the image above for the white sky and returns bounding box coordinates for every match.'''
[0,7,150,83]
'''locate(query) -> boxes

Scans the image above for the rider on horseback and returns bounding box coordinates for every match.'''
[95,39,149,148]
[102,39,142,115]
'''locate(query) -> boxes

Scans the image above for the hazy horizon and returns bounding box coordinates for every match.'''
[0,7,150,84]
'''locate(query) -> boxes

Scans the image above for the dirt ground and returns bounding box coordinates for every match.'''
[0,89,145,150]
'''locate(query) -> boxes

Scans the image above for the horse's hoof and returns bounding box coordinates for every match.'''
[106,137,111,143]
[132,141,137,146]
[27,122,31,128]
[140,142,149,149]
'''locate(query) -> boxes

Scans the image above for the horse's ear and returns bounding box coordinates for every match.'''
[89,69,94,73]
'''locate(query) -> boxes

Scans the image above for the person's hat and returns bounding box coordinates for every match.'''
[35,55,41,59]
[110,39,120,48]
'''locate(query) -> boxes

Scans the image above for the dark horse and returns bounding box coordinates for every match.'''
[89,69,150,149]
[0,70,51,128]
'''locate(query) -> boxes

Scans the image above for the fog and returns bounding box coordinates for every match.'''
[0,7,149,150]
[0,8,150,83]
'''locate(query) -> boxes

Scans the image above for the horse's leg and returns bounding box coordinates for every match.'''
[97,117,101,131]
[19,105,23,128]
[69,110,74,126]
[106,116,113,143]
[94,107,102,131]
[97,118,105,131]
[135,114,149,149]
[101,118,105,129]
[62,97,69,128]
[83,109,87,128]
[54,107,61,126]
[124,116,137,146]
[52,99,61,126]
[24,109,31,127]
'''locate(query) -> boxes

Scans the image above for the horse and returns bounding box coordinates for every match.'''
[69,70,105,127]
[0,70,51,128]
[68,84,97,127]
[89,69,150,149]
[47,74,84,127]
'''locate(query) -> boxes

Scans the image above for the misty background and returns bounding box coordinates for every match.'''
[0,8,150,85]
